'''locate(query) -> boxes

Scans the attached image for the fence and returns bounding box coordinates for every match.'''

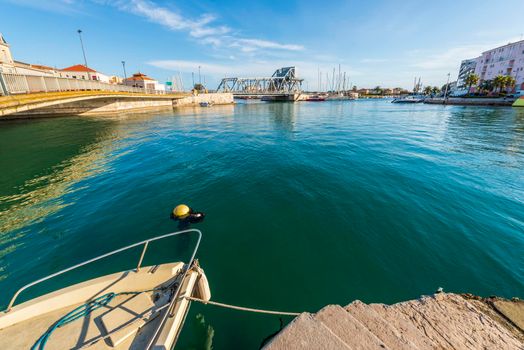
[0,72,167,96]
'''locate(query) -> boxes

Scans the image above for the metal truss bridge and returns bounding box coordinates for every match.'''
[216,66,303,98]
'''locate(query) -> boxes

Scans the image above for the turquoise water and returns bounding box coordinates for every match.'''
[0,100,523,348]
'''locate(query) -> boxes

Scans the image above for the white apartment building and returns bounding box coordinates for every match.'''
[474,39,524,92]
[457,58,477,88]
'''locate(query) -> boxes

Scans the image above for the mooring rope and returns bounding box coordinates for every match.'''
[32,290,300,349]
[185,296,301,316]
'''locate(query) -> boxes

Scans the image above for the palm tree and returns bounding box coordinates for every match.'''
[493,75,506,93]
[464,73,479,93]
[504,76,516,93]
[423,86,433,95]
[431,86,440,95]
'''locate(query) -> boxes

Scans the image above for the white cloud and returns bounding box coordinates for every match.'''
[116,0,230,38]
[360,58,388,63]
[233,39,304,52]
[410,36,523,71]
[114,0,303,54]
[410,46,483,70]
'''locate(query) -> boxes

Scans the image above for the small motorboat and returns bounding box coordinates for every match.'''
[0,229,210,350]
[199,101,213,107]
[391,95,425,103]
[306,95,326,102]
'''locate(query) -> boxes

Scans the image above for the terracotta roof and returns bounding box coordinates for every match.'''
[125,72,154,81]
[60,64,97,73]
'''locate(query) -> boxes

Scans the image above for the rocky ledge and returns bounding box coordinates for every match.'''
[263,293,524,349]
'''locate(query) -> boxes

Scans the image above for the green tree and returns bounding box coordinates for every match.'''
[504,76,516,93]
[479,79,494,93]
[193,83,206,92]
[373,86,382,95]
[431,86,441,95]
[423,86,433,95]
[493,75,506,93]
[464,73,479,93]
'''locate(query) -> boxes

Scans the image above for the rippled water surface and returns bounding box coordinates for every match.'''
[1,100,523,348]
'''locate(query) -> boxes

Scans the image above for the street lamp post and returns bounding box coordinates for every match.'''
[121,61,127,79]
[77,29,90,80]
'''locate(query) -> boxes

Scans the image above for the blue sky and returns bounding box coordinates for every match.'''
[1,0,523,90]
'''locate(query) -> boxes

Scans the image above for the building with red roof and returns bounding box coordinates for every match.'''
[124,72,164,91]
[59,64,110,83]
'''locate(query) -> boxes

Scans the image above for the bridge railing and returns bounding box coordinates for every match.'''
[0,72,166,96]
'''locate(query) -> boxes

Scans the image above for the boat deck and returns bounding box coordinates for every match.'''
[0,292,164,349]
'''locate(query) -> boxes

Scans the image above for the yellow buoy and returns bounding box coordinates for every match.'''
[172,204,191,219]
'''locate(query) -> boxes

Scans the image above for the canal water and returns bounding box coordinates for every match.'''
[0,100,523,349]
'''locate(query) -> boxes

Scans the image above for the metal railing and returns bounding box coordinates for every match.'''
[0,72,167,96]
[4,229,202,313]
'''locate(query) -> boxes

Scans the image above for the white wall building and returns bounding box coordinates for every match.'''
[1,33,58,77]
[457,58,477,88]
[474,39,524,92]
[0,33,15,72]
[59,64,110,83]
[124,72,165,91]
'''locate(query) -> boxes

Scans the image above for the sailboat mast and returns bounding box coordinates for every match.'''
[317,67,320,93]
[332,68,335,92]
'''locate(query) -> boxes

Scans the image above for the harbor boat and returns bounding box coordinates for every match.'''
[0,229,210,350]
[199,101,213,107]
[305,94,326,102]
[391,95,425,103]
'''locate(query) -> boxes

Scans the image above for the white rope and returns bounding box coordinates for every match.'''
[186,296,301,316]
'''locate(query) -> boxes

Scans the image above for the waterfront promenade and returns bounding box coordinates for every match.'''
[424,97,518,106]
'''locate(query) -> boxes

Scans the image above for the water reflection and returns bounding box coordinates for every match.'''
[0,114,174,284]
[266,102,298,133]
[444,107,524,160]
[0,121,117,235]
